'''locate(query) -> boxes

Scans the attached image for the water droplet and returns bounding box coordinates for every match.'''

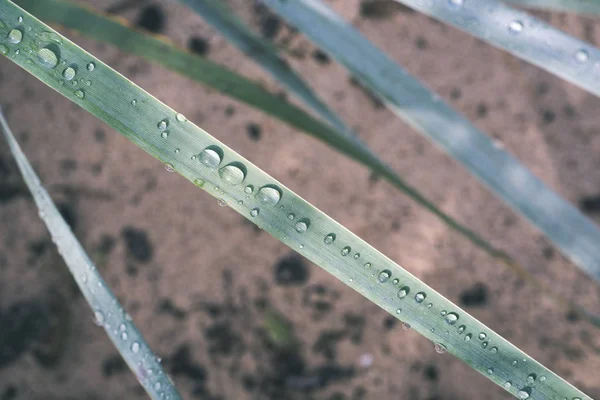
[87,61,95,71]
[575,49,589,63]
[434,343,447,354]
[237,200,244,205]
[295,219,309,233]
[427,303,433,308]
[449,0,463,6]
[445,312,459,325]
[131,342,140,353]
[164,163,174,172]
[464,333,472,341]
[250,208,259,217]
[341,246,351,256]
[174,148,180,154]
[517,387,531,399]
[457,325,465,334]
[539,376,546,382]
[256,185,282,206]
[392,278,399,285]
[317,233,334,246]
[131,99,137,105]
[364,262,371,268]
[478,332,487,340]
[161,131,169,139]
[74,89,85,99]
[415,292,426,303]
[395,309,401,314]
[125,313,133,321]
[219,163,246,185]
[121,331,128,340]
[490,346,498,353]
[397,286,410,299]
[94,310,105,326]
[217,198,227,207]
[353,253,360,259]
[512,360,518,366]
[440,310,447,316]
[487,368,494,375]
[402,322,411,330]
[527,373,537,384]
[244,185,254,194]
[119,323,126,331]
[194,178,205,187]
[0,44,8,55]
[154,382,162,390]
[18,15,23,23]
[157,119,168,131]
[378,269,391,283]
[508,20,524,34]
[199,147,222,168]
[63,66,76,80]
[176,113,186,122]
[504,381,512,389]
[8,28,23,44]
[37,46,59,68]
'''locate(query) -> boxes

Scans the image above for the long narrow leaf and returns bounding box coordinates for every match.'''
[505,0,600,14]
[260,0,600,284]
[178,0,353,138]
[0,2,591,399]
[0,109,182,400]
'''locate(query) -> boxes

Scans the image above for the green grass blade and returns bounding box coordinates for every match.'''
[0,2,591,399]
[505,0,600,14]
[0,109,182,400]
[178,0,353,138]
[260,0,600,284]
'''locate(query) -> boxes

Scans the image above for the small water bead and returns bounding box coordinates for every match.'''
[164,163,175,172]
[395,309,402,314]
[427,303,433,308]
[415,292,426,303]
[94,310,105,326]
[87,61,95,71]
[341,246,351,256]
[131,99,137,105]
[244,185,254,195]
[490,346,498,353]
[131,342,140,353]
[176,113,186,122]
[445,312,459,325]
[364,262,371,268]
[440,310,447,316]
[392,278,399,285]
[199,147,222,168]
[121,332,128,340]
[18,15,23,23]
[119,323,126,332]
[194,178,205,187]
[295,220,309,233]
[37,47,59,68]
[481,341,488,349]
[434,343,447,354]
[527,373,537,384]
[504,381,512,389]
[487,368,494,375]
[378,269,392,283]
[575,49,589,63]
[323,233,335,244]
[512,360,518,366]
[397,286,410,299]
[8,28,23,44]
[539,376,546,382]
[448,0,464,6]
[157,119,168,131]
[161,131,169,139]
[217,198,227,207]
[508,20,524,34]
[75,89,85,99]
[353,253,360,259]
[517,387,532,399]
[250,208,259,217]
[256,185,282,206]
[154,382,162,390]
[0,44,8,55]
[464,333,472,341]
[174,148,180,154]
[237,200,243,206]
[219,163,246,185]
[62,66,76,81]
[457,325,466,334]
[402,322,411,330]
[478,332,487,340]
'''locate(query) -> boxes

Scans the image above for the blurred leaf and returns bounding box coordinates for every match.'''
[260,0,600,285]
[264,309,295,348]
[506,0,600,13]
[0,110,181,400]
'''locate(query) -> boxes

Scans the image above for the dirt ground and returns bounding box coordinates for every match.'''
[1,0,600,399]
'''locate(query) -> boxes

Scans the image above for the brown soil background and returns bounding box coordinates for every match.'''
[1,0,599,399]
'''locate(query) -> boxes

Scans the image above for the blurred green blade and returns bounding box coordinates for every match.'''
[505,0,600,13]
[0,110,182,400]
[260,0,600,284]
[0,1,592,398]
[178,0,353,138]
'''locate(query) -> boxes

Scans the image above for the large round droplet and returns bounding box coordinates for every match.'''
[256,185,282,206]
[8,28,23,44]
[63,66,76,81]
[526,373,537,384]
[516,387,531,399]
[324,233,336,245]
[378,269,391,283]
[415,292,426,303]
[503,381,512,389]
[478,332,487,340]
[445,312,459,325]
[295,219,309,233]
[341,246,351,256]
[508,20,524,34]
[244,185,254,194]
[37,46,59,68]
[74,89,85,99]
[397,286,410,299]
[464,333,472,341]
[157,119,168,131]
[457,325,466,334]
[250,208,259,217]
[199,146,222,169]
[219,163,246,185]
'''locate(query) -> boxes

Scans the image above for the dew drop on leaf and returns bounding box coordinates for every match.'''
[131,342,140,353]
[341,246,351,256]
[434,343,447,354]
[8,28,22,44]
[445,312,459,325]
[517,387,532,399]
[527,373,537,384]
[94,310,105,326]
[478,332,487,340]
[575,49,589,63]
[217,198,227,207]
[415,292,426,303]
[244,185,254,194]
[62,66,75,81]
[295,220,308,233]
[74,89,85,99]
[199,147,222,168]
[464,333,472,341]
[194,178,205,187]
[397,286,410,299]
[176,113,186,122]
[164,163,174,172]
[87,61,95,71]
[250,208,259,217]
[37,46,58,68]
[219,163,246,185]
[256,185,282,206]
[378,269,391,283]
[508,20,524,35]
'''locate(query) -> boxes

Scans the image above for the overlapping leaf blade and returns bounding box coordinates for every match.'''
[506,0,600,14]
